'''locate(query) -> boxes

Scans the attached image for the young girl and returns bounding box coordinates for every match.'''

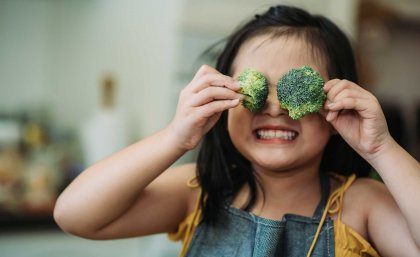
[54,5,420,257]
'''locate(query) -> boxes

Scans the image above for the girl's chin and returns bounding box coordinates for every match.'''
[252,159,296,172]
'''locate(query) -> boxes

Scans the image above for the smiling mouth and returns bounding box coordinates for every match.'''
[255,129,298,141]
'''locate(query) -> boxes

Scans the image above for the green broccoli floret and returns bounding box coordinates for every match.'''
[238,68,268,112]
[277,66,326,119]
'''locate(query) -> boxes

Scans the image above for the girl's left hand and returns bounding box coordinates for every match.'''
[323,79,392,160]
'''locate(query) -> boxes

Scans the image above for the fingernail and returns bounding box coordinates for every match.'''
[326,112,332,121]
[237,93,245,100]
[231,98,240,105]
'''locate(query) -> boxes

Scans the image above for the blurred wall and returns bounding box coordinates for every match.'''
[0,0,50,112]
[1,0,180,140]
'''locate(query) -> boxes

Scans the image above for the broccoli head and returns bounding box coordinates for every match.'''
[238,68,268,112]
[277,66,326,119]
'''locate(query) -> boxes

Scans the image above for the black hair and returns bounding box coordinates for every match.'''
[196,5,371,224]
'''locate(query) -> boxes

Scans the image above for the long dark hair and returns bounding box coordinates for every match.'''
[196,5,370,224]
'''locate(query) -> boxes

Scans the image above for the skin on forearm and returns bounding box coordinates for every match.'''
[367,136,420,245]
[54,126,187,233]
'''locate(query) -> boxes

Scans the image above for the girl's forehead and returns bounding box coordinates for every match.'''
[232,35,328,82]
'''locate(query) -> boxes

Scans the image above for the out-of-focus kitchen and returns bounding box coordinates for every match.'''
[1,0,419,256]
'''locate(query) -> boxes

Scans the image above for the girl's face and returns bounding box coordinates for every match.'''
[228,34,333,173]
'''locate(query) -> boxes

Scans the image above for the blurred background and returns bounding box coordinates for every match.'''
[0,0,419,256]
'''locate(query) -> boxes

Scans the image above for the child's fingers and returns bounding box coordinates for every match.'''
[194,73,239,93]
[324,79,367,102]
[324,79,373,114]
[190,86,244,107]
[326,97,367,114]
[190,66,239,93]
[195,99,240,118]
[324,79,352,100]
[325,88,369,110]
[326,110,339,122]
[319,107,328,118]
[328,96,383,126]
[323,78,341,92]
[192,64,218,80]
[323,85,370,121]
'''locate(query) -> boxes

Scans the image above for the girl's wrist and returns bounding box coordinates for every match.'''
[161,124,192,155]
[365,135,399,171]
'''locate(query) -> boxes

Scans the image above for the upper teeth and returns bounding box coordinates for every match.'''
[257,130,296,140]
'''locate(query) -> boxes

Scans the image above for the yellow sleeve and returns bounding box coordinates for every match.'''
[329,173,381,257]
[334,219,380,257]
[168,177,203,257]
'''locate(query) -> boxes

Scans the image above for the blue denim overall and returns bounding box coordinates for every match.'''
[184,173,334,257]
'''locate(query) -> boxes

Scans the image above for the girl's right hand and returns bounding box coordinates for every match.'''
[168,65,243,151]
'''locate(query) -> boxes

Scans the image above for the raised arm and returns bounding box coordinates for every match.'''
[324,79,420,255]
[53,65,243,239]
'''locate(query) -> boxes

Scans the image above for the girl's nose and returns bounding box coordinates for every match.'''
[261,87,288,117]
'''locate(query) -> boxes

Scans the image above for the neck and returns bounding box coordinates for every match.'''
[256,166,320,196]
[236,166,323,218]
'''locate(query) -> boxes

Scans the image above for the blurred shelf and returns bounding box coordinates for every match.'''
[0,209,57,232]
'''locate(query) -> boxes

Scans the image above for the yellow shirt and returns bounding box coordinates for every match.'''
[169,174,380,257]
